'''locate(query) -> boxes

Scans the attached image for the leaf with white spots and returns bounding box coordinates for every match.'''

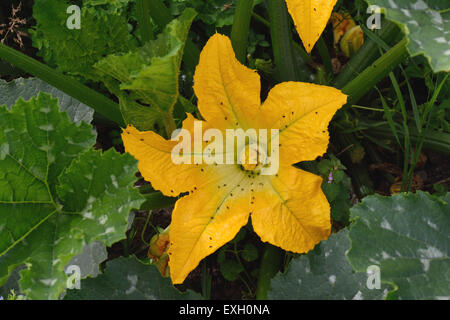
[366,0,450,72]
[268,231,389,300]
[64,257,202,300]
[0,94,144,299]
[65,241,107,279]
[348,191,450,299]
[0,78,94,124]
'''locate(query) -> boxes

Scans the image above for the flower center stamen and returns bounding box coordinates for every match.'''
[239,143,264,172]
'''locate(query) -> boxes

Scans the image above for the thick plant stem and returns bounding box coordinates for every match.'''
[231,0,254,64]
[363,122,450,155]
[267,0,302,82]
[256,244,283,300]
[0,43,124,126]
[251,11,314,65]
[342,37,409,104]
[136,0,154,43]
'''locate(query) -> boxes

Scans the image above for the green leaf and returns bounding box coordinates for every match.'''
[0,94,144,299]
[66,242,107,278]
[0,78,94,124]
[322,183,341,202]
[241,243,258,262]
[348,191,450,299]
[219,259,244,282]
[366,0,450,72]
[140,192,177,211]
[94,8,197,130]
[269,231,389,300]
[168,0,235,27]
[31,0,134,81]
[0,267,22,298]
[64,257,202,300]
[84,0,133,14]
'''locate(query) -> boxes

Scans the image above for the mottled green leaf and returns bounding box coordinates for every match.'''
[84,0,132,14]
[31,0,134,81]
[0,78,93,124]
[348,191,450,299]
[66,241,107,278]
[0,94,144,299]
[65,257,202,300]
[269,231,389,300]
[366,0,450,72]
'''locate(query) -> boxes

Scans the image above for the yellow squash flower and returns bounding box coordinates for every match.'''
[286,0,338,53]
[122,34,347,284]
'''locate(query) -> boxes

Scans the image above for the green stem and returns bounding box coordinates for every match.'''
[251,11,270,27]
[317,37,333,79]
[342,37,409,104]
[0,43,125,126]
[201,260,212,300]
[256,244,283,300]
[233,239,253,288]
[251,11,313,65]
[267,0,301,82]
[231,0,254,64]
[136,0,154,42]
[364,123,450,155]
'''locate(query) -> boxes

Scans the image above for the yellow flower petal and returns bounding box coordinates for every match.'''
[168,169,253,284]
[286,0,338,53]
[251,164,331,253]
[259,82,347,164]
[121,114,217,197]
[193,33,261,130]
